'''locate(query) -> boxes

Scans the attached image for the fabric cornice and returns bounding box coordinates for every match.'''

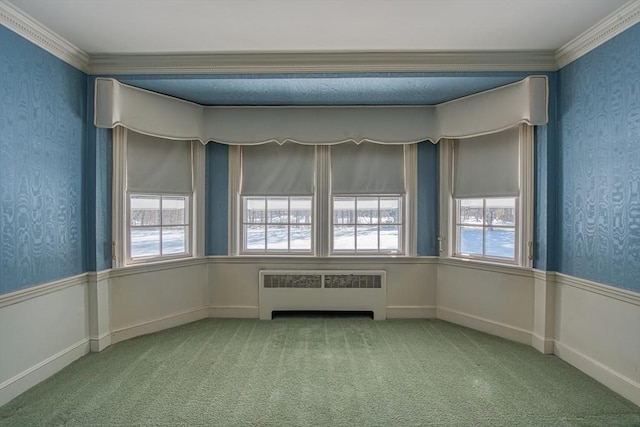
[94,76,548,145]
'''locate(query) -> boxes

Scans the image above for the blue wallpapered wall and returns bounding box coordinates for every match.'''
[558,23,640,292]
[534,73,559,271]
[417,141,439,256]
[85,77,113,272]
[0,25,88,294]
[206,142,229,255]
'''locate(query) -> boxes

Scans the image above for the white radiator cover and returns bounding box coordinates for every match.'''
[259,270,387,320]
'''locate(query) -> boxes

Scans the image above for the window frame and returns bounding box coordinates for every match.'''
[230,143,417,257]
[240,195,315,255]
[330,194,405,255]
[126,193,192,264]
[112,127,205,267]
[439,124,533,267]
[453,197,518,263]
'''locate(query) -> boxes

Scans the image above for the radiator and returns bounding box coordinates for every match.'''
[259,270,386,320]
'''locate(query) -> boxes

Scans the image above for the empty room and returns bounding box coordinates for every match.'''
[1,0,639,425]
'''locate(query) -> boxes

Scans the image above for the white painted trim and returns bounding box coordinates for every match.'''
[554,272,640,305]
[436,307,533,345]
[108,256,208,279]
[438,257,534,278]
[88,51,558,75]
[209,306,260,318]
[110,308,209,344]
[556,0,640,68]
[405,144,418,256]
[207,255,439,265]
[0,0,89,72]
[0,339,90,406]
[386,306,436,319]
[0,273,88,308]
[90,333,112,353]
[532,334,555,354]
[2,0,637,75]
[554,341,640,407]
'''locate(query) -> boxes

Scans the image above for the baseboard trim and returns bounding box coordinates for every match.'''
[110,308,210,344]
[436,307,533,345]
[90,332,112,352]
[554,341,640,407]
[532,333,555,354]
[0,338,90,406]
[209,306,260,318]
[386,305,436,318]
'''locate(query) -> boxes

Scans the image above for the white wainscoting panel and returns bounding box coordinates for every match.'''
[553,274,640,406]
[208,257,437,319]
[109,260,209,344]
[0,275,90,406]
[436,259,535,345]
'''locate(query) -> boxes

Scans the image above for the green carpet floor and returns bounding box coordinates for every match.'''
[1,317,639,426]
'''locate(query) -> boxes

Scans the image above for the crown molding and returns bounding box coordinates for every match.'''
[555,0,640,69]
[0,0,89,72]
[1,0,637,75]
[88,50,557,75]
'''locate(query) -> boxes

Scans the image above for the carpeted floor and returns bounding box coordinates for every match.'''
[1,316,639,426]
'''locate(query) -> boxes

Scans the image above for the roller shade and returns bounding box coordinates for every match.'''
[241,143,315,196]
[127,131,192,194]
[331,143,405,195]
[453,127,519,198]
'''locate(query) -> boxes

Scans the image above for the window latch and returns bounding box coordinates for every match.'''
[438,236,445,254]
[112,241,117,261]
[528,241,533,260]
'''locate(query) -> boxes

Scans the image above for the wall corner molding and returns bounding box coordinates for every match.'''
[555,0,640,69]
[0,0,89,72]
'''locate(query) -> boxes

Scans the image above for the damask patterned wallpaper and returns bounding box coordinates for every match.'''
[417,141,439,256]
[206,142,229,255]
[558,23,640,292]
[0,25,88,294]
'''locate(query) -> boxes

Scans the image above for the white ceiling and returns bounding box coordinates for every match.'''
[6,0,631,54]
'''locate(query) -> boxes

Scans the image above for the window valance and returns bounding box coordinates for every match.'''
[94,76,548,145]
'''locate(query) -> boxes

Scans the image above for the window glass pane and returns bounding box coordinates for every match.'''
[291,225,312,250]
[334,226,355,250]
[334,197,355,224]
[131,227,160,257]
[245,225,265,250]
[458,199,483,225]
[357,197,379,224]
[162,226,187,255]
[291,197,312,224]
[267,198,289,224]
[131,195,160,226]
[162,196,186,225]
[380,225,401,251]
[357,225,378,250]
[380,198,400,224]
[244,198,265,223]
[485,228,515,259]
[266,225,288,250]
[486,198,516,227]
[458,226,483,256]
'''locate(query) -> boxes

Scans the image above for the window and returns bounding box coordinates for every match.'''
[129,195,190,259]
[233,142,416,256]
[333,196,403,253]
[440,125,533,266]
[243,196,313,253]
[455,198,516,261]
[112,128,205,266]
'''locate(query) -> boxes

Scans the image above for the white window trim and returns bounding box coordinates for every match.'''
[112,127,205,268]
[439,124,533,267]
[229,143,417,257]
